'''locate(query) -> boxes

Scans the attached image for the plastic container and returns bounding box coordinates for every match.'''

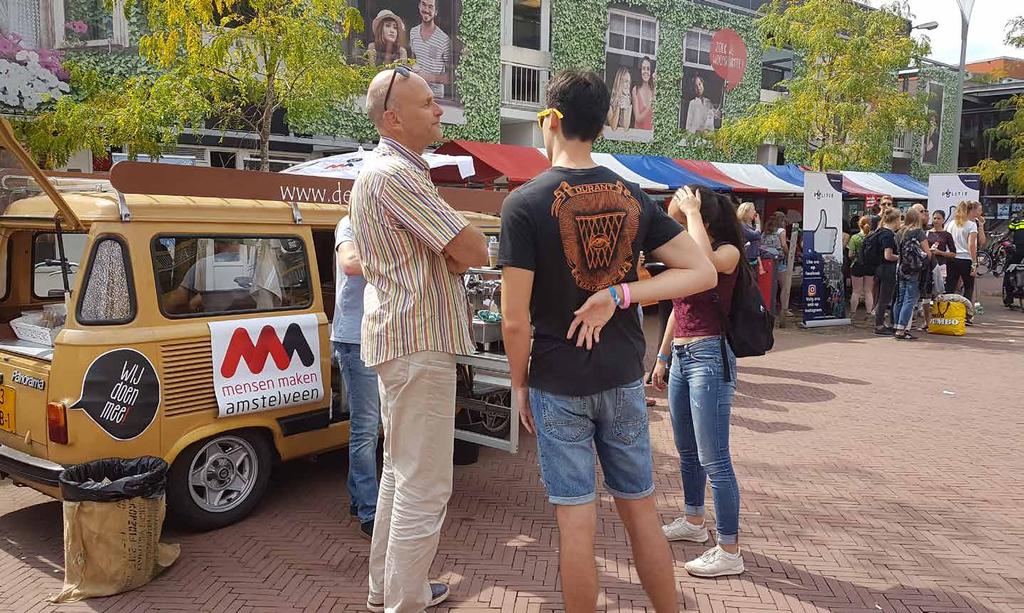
[10,311,62,346]
[487,236,499,268]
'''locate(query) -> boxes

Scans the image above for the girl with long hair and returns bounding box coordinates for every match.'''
[848,215,874,319]
[892,208,930,339]
[367,10,408,66]
[651,185,745,578]
[631,56,655,130]
[736,202,764,275]
[943,200,981,302]
[761,212,789,314]
[607,66,633,130]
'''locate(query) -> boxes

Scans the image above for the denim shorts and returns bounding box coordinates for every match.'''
[529,380,655,505]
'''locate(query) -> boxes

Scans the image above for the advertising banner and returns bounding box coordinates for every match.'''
[802,172,850,327]
[352,0,463,122]
[603,8,658,142]
[209,314,323,418]
[928,173,981,222]
[921,82,944,166]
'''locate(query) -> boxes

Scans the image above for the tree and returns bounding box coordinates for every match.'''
[714,0,930,171]
[19,0,372,171]
[976,16,1024,194]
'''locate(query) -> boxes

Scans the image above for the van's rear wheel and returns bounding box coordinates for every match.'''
[167,431,272,531]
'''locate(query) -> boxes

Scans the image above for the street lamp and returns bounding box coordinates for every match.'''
[953,0,975,170]
[912,21,939,31]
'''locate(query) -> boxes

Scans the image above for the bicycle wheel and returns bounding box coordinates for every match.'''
[991,249,1006,276]
[977,251,993,276]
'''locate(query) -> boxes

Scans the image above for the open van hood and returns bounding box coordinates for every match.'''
[0,118,83,230]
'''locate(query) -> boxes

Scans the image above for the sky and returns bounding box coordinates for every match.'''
[866,0,1021,66]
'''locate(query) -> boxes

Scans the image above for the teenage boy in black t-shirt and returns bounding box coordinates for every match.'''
[498,70,717,612]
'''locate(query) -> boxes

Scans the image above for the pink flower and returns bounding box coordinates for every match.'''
[0,33,24,59]
[66,20,88,34]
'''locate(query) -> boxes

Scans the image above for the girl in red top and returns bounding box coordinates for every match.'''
[651,185,746,578]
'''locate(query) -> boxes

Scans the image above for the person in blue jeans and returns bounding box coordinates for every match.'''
[333,215,380,539]
[892,207,930,340]
[652,185,746,578]
[499,70,716,612]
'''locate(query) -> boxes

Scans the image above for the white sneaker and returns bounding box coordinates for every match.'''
[661,517,709,543]
[684,546,745,578]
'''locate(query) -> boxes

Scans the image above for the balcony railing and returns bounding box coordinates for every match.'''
[893,130,914,157]
[501,62,548,110]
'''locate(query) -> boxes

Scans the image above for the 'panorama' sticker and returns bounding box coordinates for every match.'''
[69,349,161,441]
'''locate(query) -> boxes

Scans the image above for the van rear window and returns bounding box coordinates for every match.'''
[153,236,312,318]
[32,233,88,299]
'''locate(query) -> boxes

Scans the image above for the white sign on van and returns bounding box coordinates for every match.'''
[208,314,323,418]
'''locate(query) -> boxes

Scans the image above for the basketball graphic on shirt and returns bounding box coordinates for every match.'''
[551,181,640,291]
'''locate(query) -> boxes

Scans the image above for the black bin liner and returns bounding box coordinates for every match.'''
[59,457,168,503]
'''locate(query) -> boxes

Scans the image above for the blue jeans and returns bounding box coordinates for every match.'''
[667,337,740,545]
[893,275,921,330]
[333,341,381,524]
[529,379,654,505]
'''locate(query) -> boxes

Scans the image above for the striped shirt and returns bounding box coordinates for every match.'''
[410,24,451,98]
[349,137,474,367]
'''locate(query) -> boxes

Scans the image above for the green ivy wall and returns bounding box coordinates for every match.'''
[552,0,763,161]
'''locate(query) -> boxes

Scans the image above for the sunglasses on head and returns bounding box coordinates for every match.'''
[536,107,563,130]
[383,65,412,111]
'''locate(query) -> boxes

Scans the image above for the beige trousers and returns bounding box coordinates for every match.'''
[368,351,456,612]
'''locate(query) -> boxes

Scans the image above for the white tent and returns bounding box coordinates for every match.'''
[284,148,476,180]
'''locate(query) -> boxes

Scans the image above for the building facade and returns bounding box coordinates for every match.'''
[1,0,959,177]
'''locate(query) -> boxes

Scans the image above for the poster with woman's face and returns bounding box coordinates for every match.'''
[603,53,657,142]
[921,82,943,166]
[354,1,463,112]
[679,67,725,136]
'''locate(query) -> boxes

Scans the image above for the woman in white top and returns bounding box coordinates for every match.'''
[943,200,982,301]
[685,75,717,134]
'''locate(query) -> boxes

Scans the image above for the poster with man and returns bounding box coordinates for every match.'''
[353,0,463,120]
[921,82,944,166]
[603,8,658,142]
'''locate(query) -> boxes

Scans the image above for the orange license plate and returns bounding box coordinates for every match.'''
[0,385,15,433]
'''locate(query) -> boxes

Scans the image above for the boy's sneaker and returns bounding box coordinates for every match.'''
[684,546,745,578]
[662,518,709,543]
[367,583,450,612]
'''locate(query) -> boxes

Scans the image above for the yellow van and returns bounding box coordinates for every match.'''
[0,120,504,530]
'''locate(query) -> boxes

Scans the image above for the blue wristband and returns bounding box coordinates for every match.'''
[657,353,670,363]
[608,285,621,307]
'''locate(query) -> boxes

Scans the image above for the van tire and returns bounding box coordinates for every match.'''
[166,430,273,531]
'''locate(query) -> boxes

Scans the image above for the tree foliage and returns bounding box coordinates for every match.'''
[974,15,1024,195]
[714,0,930,171]
[19,0,372,170]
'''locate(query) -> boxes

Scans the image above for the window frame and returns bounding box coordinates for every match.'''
[683,28,714,69]
[0,237,12,303]
[30,230,88,300]
[150,233,314,321]
[52,0,130,48]
[75,234,138,326]
[605,8,658,60]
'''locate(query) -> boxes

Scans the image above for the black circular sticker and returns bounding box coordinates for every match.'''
[69,349,161,441]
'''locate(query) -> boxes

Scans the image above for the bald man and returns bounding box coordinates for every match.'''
[348,68,488,612]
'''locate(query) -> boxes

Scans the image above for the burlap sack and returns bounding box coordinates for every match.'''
[50,495,180,603]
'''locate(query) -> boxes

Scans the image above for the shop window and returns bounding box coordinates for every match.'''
[153,235,312,318]
[32,232,88,299]
[78,237,136,324]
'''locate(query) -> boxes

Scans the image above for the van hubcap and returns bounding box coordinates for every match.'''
[188,436,258,513]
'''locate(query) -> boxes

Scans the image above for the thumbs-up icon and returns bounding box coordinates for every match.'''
[811,210,838,255]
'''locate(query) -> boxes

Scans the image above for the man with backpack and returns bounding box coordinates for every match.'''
[892,208,931,340]
[499,70,717,612]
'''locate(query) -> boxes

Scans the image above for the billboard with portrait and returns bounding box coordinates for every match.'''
[603,8,658,142]
[921,82,943,166]
[679,67,725,136]
[352,0,464,119]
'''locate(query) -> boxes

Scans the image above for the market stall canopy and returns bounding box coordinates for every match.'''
[711,163,805,193]
[284,148,476,182]
[612,155,733,191]
[434,140,550,184]
[673,160,765,193]
[842,171,926,200]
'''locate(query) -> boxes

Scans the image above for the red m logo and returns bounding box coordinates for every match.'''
[220,323,316,377]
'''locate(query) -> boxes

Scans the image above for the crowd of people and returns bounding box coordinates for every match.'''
[845,196,987,338]
[334,67,755,612]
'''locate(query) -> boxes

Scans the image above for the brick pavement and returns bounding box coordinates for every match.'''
[2,297,1023,612]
